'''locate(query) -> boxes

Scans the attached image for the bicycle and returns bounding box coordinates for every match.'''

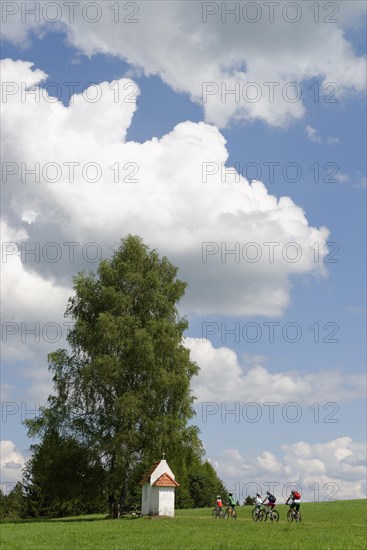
[225,505,237,519]
[286,504,302,523]
[262,505,279,523]
[252,505,266,521]
[212,506,225,518]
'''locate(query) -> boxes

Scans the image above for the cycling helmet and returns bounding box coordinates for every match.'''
[291,490,295,494]
[217,495,221,499]
[228,493,233,496]
[266,491,270,495]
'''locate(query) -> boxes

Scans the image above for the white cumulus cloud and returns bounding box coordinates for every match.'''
[305,125,322,143]
[187,338,366,403]
[1,1,365,128]
[1,58,330,328]
[0,441,26,484]
[211,437,367,501]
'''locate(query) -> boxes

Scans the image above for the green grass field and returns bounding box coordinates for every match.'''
[1,500,366,550]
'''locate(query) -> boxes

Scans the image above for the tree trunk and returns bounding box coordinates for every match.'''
[118,468,129,518]
[108,494,116,518]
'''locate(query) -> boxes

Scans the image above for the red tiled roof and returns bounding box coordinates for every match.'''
[139,461,161,485]
[153,473,179,488]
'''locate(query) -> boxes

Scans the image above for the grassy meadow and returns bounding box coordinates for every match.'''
[1,500,366,550]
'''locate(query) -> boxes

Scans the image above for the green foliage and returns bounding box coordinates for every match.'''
[0,490,5,518]
[0,483,27,519]
[187,461,228,508]
[22,433,107,517]
[25,235,202,517]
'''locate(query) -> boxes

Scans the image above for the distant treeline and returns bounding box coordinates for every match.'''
[1,459,227,519]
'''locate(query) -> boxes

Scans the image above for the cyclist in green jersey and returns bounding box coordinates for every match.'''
[228,493,236,509]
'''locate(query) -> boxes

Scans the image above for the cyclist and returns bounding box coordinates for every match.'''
[262,490,276,510]
[254,493,263,518]
[228,493,236,510]
[216,495,223,512]
[225,492,236,518]
[286,490,301,515]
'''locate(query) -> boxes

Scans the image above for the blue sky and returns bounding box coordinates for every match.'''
[1,1,366,502]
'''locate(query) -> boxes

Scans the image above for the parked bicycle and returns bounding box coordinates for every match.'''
[286,504,302,523]
[212,506,225,518]
[225,505,237,519]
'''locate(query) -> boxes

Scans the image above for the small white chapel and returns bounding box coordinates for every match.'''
[139,456,179,517]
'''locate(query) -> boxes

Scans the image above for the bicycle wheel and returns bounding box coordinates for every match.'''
[259,510,266,521]
[287,509,293,523]
[212,508,217,517]
[252,508,259,521]
[295,511,301,523]
[232,509,237,519]
[270,510,279,522]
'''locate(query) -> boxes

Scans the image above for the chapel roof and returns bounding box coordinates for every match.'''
[153,472,180,488]
[139,461,161,485]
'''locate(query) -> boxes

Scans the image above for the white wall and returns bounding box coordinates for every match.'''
[151,486,160,514]
[158,488,175,517]
[141,484,151,516]
[141,486,160,515]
